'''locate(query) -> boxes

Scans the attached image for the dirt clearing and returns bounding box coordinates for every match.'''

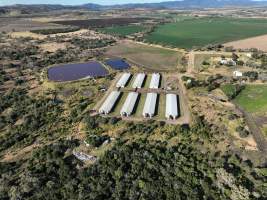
[39,42,69,52]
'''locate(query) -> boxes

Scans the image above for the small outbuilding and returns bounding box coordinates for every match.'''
[120,92,139,117]
[132,73,146,89]
[116,73,131,88]
[143,93,158,118]
[99,91,121,115]
[165,94,179,120]
[149,73,161,89]
[233,70,243,77]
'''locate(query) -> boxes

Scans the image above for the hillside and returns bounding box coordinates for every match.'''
[83,0,267,9]
[2,0,267,12]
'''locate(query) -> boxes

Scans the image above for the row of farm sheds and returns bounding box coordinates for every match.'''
[99,91,179,120]
[116,73,160,89]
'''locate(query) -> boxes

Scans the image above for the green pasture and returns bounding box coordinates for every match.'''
[234,85,267,114]
[99,25,147,37]
[144,17,267,49]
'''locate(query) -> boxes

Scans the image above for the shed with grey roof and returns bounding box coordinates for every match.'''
[132,73,146,89]
[165,94,179,120]
[116,73,131,88]
[149,73,161,89]
[142,93,158,118]
[120,92,139,117]
[99,91,121,115]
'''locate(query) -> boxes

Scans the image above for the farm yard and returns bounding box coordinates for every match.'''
[105,40,184,71]
[98,25,147,37]
[96,73,186,124]
[144,17,267,49]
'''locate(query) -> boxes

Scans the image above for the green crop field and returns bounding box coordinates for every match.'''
[144,17,267,49]
[99,25,147,37]
[234,85,267,114]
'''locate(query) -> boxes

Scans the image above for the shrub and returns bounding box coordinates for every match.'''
[86,135,110,147]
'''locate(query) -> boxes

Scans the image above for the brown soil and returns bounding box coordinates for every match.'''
[224,34,267,51]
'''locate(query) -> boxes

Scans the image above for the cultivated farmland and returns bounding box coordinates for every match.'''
[99,25,147,37]
[53,18,149,28]
[105,40,183,71]
[144,17,267,49]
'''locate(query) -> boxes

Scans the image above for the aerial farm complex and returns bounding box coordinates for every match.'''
[98,72,182,123]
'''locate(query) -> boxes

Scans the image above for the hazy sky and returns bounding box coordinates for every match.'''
[0,0,168,6]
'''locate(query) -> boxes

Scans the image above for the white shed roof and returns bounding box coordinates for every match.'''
[116,73,131,88]
[233,71,243,77]
[132,73,146,88]
[149,73,160,89]
[165,94,179,119]
[143,93,157,118]
[99,91,121,114]
[120,92,139,117]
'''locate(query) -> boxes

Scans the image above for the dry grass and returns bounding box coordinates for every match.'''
[39,42,69,53]
[105,40,183,72]
[8,31,46,39]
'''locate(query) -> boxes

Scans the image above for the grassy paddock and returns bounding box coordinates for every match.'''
[132,93,146,117]
[154,93,166,120]
[234,84,267,114]
[106,40,183,71]
[145,17,267,49]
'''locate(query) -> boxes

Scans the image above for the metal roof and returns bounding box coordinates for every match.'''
[132,73,146,88]
[116,73,131,88]
[143,93,158,118]
[165,94,179,119]
[120,92,139,117]
[149,73,160,89]
[99,91,121,114]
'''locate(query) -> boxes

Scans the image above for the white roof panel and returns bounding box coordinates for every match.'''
[149,73,160,89]
[116,73,131,88]
[165,94,179,119]
[143,93,157,117]
[99,91,121,114]
[120,92,139,116]
[132,73,146,88]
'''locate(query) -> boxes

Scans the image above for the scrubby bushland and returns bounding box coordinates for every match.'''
[0,136,266,200]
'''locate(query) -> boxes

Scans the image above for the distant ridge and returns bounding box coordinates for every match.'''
[1,0,267,11]
[83,0,267,9]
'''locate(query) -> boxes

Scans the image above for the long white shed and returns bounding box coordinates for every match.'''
[143,93,158,118]
[132,73,146,89]
[120,92,139,117]
[99,91,121,115]
[149,73,161,89]
[165,94,179,120]
[116,73,131,88]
